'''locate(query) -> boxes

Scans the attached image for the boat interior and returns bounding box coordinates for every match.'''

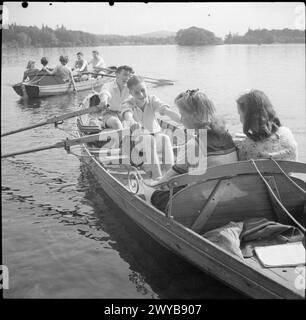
[78,94,306,297]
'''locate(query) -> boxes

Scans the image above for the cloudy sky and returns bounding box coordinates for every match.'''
[4,2,305,37]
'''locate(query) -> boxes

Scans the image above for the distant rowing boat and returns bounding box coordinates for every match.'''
[76,93,306,299]
[12,70,114,98]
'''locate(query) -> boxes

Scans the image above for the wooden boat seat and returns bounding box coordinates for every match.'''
[165,160,306,234]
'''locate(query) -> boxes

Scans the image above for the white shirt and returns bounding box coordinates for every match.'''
[121,95,167,134]
[100,79,130,112]
[89,57,106,70]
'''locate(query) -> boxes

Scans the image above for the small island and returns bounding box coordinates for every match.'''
[175,26,222,46]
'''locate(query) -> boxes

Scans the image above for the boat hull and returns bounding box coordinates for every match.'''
[12,75,111,98]
[12,83,24,97]
[80,146,305,299]
[25,77,107,98]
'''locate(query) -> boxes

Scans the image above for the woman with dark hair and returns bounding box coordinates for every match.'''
[236,90,298,160]
[40,57,52,72]
[43,55,77,91]
[140,89,238,212]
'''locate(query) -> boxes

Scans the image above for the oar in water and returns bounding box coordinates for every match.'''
[84,72,174,86]
[1,129,122,159]
[1,104,102,137]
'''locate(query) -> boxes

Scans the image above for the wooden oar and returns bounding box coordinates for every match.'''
[1,105,102,137]
[1,129,122,158]
[84,72,174,86]
[95,66,174,85]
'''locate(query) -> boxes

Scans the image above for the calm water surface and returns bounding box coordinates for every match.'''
[1,44,305,298]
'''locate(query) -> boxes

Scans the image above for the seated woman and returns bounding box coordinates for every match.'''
[235,90,298,161]
[42,55,77,91]
[22,60,39,82]
[141,89,238,212]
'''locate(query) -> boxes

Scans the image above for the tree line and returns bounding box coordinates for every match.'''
[224,28,305,44]
[2,24,304,48]
[2,24,175,48]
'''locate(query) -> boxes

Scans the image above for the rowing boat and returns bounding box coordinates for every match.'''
[76,93,306,299]
[12,70,114,98]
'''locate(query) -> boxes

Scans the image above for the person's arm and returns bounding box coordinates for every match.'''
[152,96,181,124]
[42,67,55,75]
[159,105,182,124]
[22,71,28,82]
[71,61,78,72]
[68,69,77,91]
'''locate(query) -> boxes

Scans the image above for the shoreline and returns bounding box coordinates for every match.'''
[2,43,305,50]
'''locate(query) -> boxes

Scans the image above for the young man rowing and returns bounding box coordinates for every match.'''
[120,75,181,179]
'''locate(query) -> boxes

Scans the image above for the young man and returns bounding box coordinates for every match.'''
[72,52,88,80]
[121,75,181,131]
[88,50,106,73]
[98,65,134,130]
[72,52,88,73]
[121,75,181,179]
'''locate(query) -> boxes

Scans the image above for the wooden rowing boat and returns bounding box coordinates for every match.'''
[12,70,114,98]
[76,93,306,299]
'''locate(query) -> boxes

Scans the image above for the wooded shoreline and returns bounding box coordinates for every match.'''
[3,25,305,48]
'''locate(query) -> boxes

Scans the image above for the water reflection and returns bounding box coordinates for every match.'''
[16,92,80,110]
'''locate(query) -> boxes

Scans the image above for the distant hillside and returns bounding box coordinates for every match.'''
[2,24,176,48]
[138,31,176,38]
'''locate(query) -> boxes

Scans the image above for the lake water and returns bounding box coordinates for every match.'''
[1,44,305,299]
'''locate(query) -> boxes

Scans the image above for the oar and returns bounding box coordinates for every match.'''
[95,66,174,85]
[1,105,102,137]
[84,72,173,86]
[1,129,123,159]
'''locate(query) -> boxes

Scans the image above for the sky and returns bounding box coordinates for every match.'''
[3,2,305,37]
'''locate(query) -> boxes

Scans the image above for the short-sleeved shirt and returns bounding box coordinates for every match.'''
[100,80,131,112]
[236,126,298,161]
[53,64,72,83]
[121,95,167,134]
